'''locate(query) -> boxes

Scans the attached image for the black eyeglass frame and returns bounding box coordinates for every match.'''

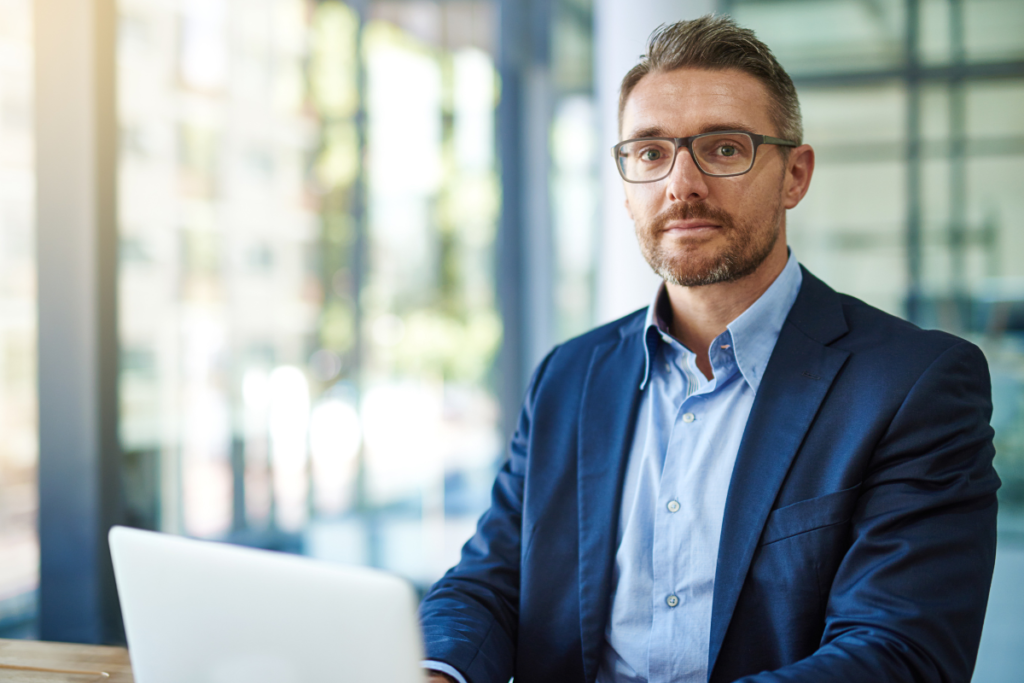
[611,130,799,182]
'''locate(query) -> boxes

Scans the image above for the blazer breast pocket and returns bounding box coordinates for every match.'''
[759,484,861,546]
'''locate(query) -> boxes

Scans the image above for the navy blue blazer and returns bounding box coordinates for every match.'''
[420,267,1000,683]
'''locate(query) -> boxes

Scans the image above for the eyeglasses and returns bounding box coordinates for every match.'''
[612,131,798,183]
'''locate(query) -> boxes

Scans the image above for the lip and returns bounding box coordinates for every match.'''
[662,220,721,232]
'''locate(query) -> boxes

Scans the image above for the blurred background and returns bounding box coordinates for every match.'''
[0,0,1021,679]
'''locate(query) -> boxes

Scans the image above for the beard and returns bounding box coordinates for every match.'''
[635,194,784,287]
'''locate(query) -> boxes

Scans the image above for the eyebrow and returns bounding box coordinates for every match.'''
[624,122,755,140]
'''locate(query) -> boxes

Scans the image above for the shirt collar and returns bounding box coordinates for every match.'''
[640,283,671,389]
[640,252,803,393]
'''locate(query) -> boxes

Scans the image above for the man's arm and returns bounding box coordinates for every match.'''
[417,348,558,683]
[736,340,1001,682]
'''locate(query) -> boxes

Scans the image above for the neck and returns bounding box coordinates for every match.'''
[665,243,789,380]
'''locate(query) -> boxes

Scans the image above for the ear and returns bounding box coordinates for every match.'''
[782,144,815,210]
[624,194,634,221]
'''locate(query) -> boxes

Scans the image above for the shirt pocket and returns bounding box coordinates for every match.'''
[759,484,861,546]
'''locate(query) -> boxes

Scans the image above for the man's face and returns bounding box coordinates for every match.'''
[620,67,794,287]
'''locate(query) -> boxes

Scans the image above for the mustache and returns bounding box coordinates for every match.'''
[650,202,733,232]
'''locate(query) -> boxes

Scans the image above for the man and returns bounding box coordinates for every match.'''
[421,15,999,683]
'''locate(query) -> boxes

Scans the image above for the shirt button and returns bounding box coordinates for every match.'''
[682,412,695,423]
[667,500,681,513]
[666,594,679,608]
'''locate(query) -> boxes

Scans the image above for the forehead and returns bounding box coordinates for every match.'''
[621,67,774,139]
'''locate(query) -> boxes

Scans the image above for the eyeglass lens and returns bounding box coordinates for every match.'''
[616,133,755,181]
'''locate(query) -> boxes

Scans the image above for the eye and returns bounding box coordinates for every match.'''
[718,144,737,157]
[640,148,663,162]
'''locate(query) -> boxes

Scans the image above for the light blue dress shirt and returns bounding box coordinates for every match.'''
[597,253,802,683]
[426,254,802,683]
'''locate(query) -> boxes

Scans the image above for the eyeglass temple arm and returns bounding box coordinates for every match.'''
[761,135,799,147]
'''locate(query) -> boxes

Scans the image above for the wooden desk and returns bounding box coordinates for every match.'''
[0,639,134,682]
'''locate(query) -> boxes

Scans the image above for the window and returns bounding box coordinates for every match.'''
[117,0,501,589]
[729,0,1024,678]
[0,0,37,639]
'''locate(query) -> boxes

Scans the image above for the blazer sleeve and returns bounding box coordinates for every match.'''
[417,347,558,683]
[736,340,1001,683]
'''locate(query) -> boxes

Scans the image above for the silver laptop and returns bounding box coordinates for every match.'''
[109,526,424,683]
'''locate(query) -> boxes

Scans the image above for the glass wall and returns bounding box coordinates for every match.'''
[0,0,37,639]
[117,0,501,589]
[727,0,1024,680]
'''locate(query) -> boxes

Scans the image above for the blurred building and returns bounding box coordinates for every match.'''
[116,0,510,584]
[1,0,1021,679]
[0,0,36,638]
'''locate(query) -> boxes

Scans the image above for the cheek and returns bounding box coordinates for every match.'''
[625,187,660,221]
[713,183,764,220]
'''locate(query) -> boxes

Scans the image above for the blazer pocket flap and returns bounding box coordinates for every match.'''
[760,484,861,546]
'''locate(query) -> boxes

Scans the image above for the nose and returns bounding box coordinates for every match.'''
[665,146,709,203]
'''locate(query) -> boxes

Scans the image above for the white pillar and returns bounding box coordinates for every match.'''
[593,0,716,323]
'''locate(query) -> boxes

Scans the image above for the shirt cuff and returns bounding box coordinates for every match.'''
[422,660,468,683]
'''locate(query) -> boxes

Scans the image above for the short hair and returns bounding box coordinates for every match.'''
[618,15,803,145]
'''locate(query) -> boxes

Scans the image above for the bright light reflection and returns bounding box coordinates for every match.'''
[241,368,272,526]
[361,382,443,505]
[181,386,232,537]
[268,366,310,530]
[309,398,361,515]
[180,0,228,91]
[453,48,494,172]
[181,322,231,538]
[366,24,442,193]
[242,368,271,411]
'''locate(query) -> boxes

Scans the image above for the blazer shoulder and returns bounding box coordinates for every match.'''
[797,266,974,360]
[831,293,992,397]
[526,308,647,392]
[838,293,972,354]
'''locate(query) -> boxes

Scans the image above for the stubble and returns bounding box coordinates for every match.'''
[635,190,784,287]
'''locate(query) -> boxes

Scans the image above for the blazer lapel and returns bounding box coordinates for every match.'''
[707,270,851,677]
[577,319,647,683]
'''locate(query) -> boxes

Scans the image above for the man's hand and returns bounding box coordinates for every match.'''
[426,673,456,683]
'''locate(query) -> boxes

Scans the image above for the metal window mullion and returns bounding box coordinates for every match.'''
[905,0,924,324]
[948,0,968,330]
[497,0,554,440]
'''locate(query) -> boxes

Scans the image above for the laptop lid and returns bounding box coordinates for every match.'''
[109,526,424,683]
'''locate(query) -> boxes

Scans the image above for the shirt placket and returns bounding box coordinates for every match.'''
[667,334,739,683]
[648,343,713,682]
